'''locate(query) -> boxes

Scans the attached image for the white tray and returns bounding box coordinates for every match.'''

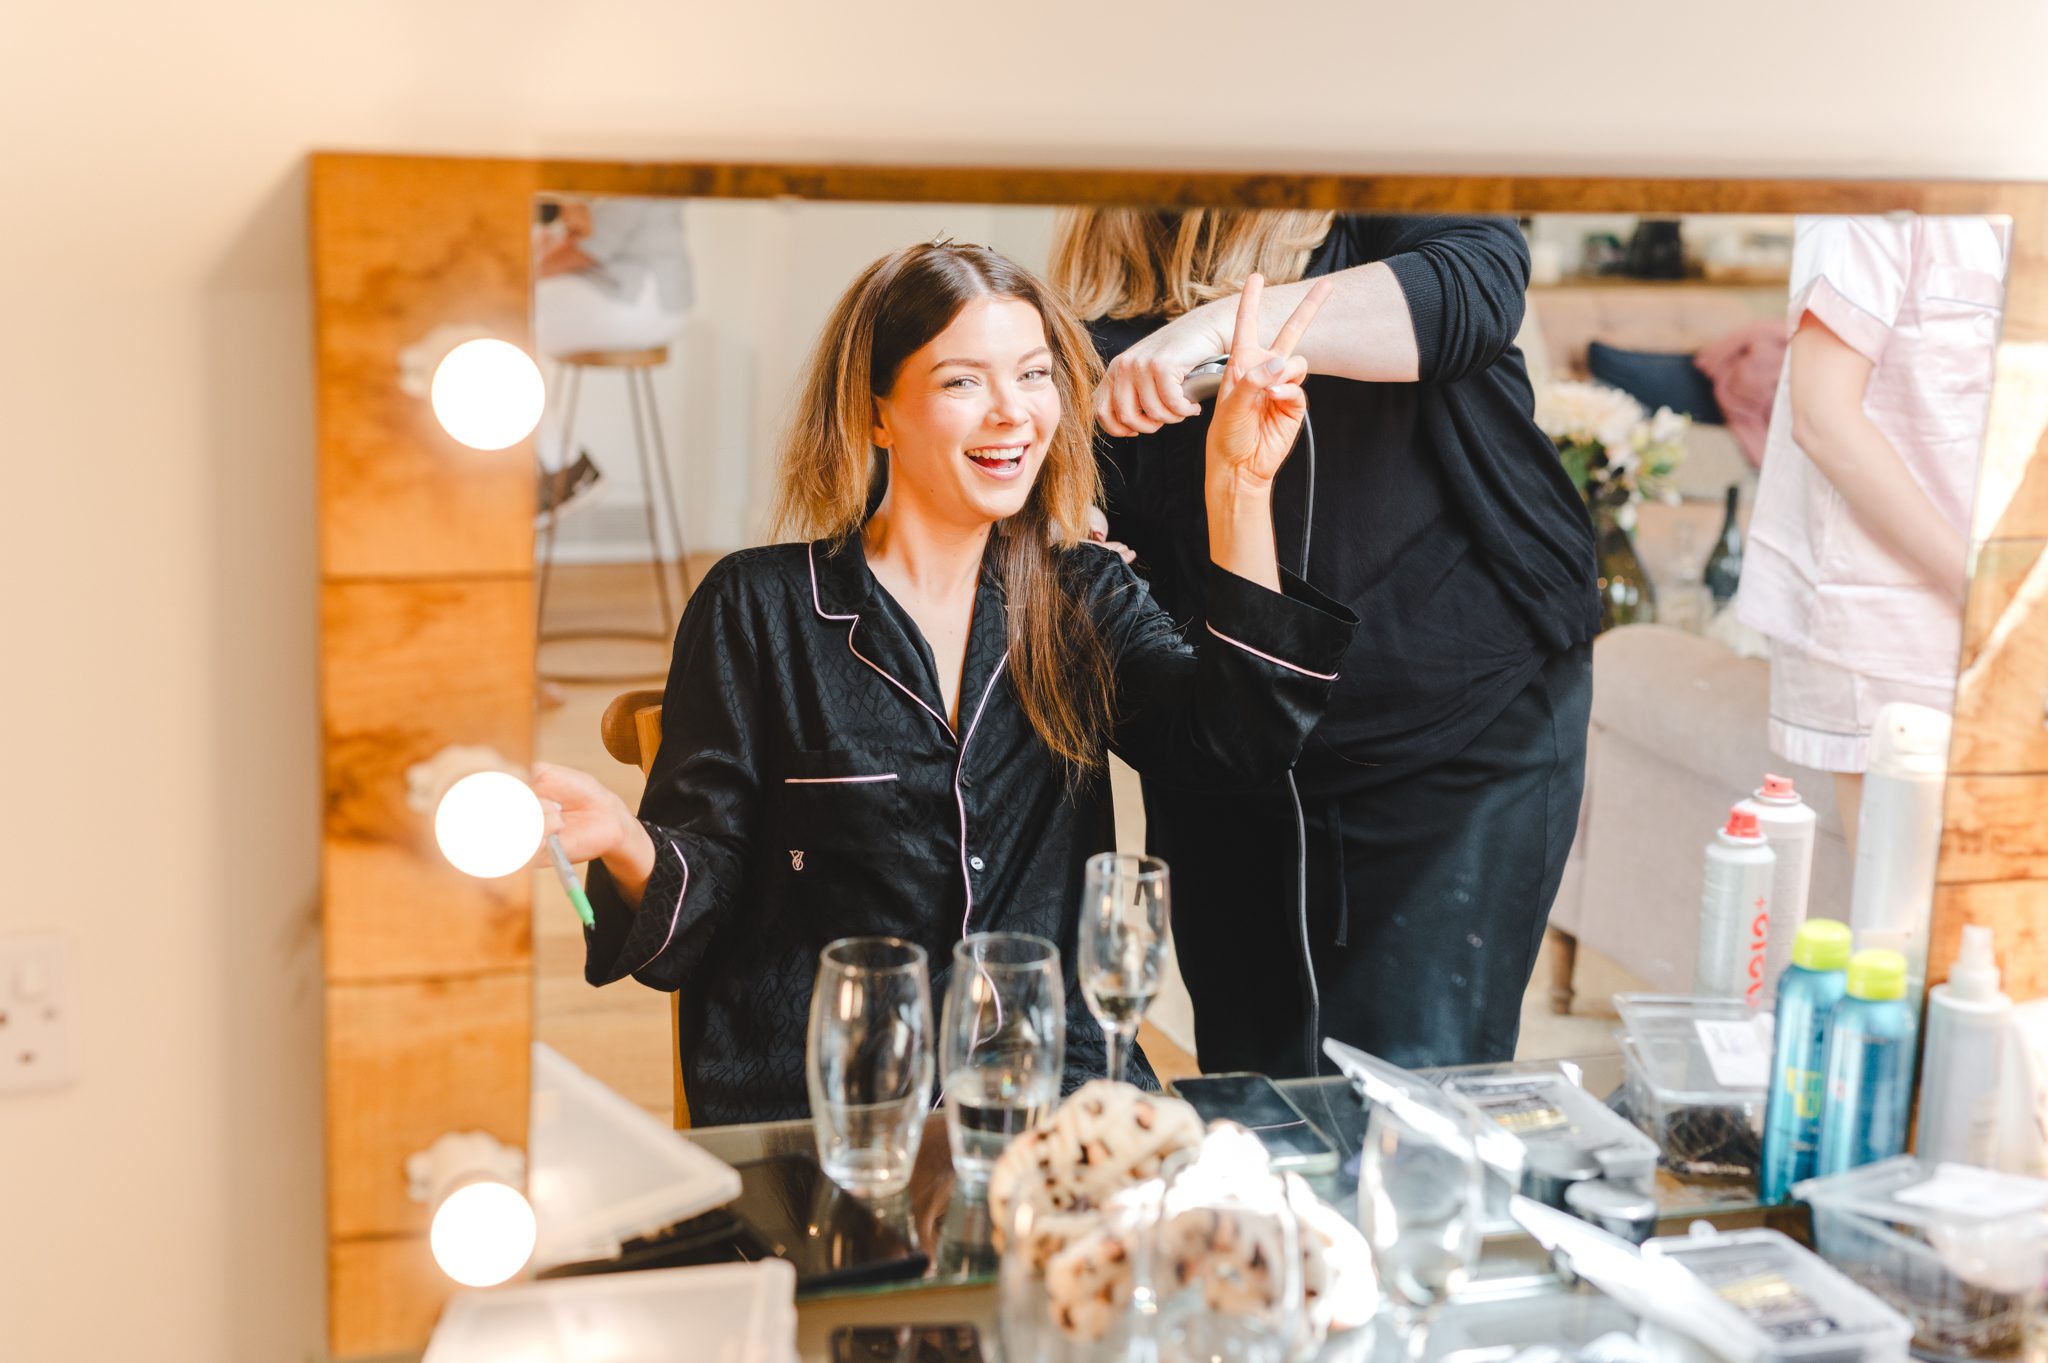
[425,1259,797,1363]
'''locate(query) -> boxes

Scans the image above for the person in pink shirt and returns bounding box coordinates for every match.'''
[1736,215,2008,838]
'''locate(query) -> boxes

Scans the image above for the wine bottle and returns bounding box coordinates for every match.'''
[1702,483,1744,605]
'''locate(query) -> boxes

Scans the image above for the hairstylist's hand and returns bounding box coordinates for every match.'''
[531,762,639,867]
[1094,307,1228,435]
[1206,275,1332,487]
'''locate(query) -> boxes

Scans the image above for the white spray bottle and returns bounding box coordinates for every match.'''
[1849,702,1951,1012]
[1916,924,2012,1167]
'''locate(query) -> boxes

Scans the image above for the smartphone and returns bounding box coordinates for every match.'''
[829,1323,984,1363]
[1170,1072,1342,1174]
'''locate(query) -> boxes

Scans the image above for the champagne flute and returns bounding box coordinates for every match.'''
[1077,852,1170,1085]
[940,932,1065,1185]
[1358,1094,1485,1362]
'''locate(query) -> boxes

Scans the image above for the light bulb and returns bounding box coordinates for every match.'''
[434,770,545,879]
[430,338,545,451]
[429,1180,537,1287]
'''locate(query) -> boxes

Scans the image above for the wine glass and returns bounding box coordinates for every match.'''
[1358,1092,1485,1362]
[805,936,934,1199]
[940,932,1065,1186]
[1077,852,1170,1085]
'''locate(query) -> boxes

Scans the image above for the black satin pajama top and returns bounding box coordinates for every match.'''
[582,534,1357,1124]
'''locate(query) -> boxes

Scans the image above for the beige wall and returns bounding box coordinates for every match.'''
[4,2,2046,1358]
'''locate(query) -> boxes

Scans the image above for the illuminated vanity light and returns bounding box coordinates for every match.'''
[431,338,546,451]
[409,1130,535,1288]
[431,1179,539,1288]
[434,770,546,879]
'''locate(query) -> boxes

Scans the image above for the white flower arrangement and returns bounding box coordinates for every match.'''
[1535,379,1690,529]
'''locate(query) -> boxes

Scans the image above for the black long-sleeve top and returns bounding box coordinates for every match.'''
[582,536,1357,1124]
[1092,215,1599,795]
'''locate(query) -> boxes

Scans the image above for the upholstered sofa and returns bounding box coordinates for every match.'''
[1545,625,1852,1012]
[1516,283,1850,1014]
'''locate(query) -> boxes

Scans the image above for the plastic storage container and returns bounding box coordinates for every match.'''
[1440,1067,1662,1234]
[1441,1069,1659,1190]
[1793,1156,2048,1362]
[1616,994,1772,1183]
[527,1041,744,1270]
[1642,1225,1913,1363]
[423,1259,797,1363]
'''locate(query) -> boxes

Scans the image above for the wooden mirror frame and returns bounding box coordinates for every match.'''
[311,154,2048,1356]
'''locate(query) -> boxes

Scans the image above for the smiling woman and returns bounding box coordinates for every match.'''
[773,243,1114,755]
[864,297,1062,727]
[529,240,1357,1126]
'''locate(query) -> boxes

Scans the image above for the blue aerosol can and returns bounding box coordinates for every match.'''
[1816,948,1917,1177]
[1758,918,1852,1203]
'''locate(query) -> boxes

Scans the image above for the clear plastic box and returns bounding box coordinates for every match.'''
[1793,1156,2048,1362]
[1642,1225,1913,1363]
[1438,1065,1664,1237]
[1615,994,1771,1183]
[527,1041,743,1269]
[423,1259,797,1363]
[1440,1068,1660,1190]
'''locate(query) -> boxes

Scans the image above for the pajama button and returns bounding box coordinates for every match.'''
[968,856,985,871]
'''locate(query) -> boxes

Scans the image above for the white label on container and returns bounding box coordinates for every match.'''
[1694,1015,1773,1089]
[1893,1162,2048,1218]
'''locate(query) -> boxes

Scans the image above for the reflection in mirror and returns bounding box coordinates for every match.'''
[1542,212,2008,1022]
[526,198,1077,1137]
[516,199,2008,1281]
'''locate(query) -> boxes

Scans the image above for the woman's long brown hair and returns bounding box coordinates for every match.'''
[1049,207,1336,320]
[771,241,1117,782]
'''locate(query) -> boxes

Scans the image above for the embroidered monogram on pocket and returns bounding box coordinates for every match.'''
[771,748,910,866]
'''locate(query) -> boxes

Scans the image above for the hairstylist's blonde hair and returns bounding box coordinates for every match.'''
[1050,207,1337,320]
[773,241,1116,780]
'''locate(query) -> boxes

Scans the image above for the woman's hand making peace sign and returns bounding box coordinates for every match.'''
[1204,273,1335,489]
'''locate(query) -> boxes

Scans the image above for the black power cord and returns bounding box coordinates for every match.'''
[1183,358,1322,1078]
[1284,413,1319,1078]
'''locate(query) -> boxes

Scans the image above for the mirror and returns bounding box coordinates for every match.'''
[309,157,2048,1354]
[525,198,2010,1141]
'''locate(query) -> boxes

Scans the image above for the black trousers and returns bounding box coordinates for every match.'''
[1151,643,1592,1077]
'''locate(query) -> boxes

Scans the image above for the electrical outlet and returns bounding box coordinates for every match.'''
[0,935,71,1094]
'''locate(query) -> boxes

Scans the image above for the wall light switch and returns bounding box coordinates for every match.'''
[0,936,71,1094]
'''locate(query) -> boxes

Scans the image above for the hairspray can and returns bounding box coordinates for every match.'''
[1695,806,1776,1005]
[1759,919,1851,1204]
[1736,774,1817,998]
[1816,949,1917,1176]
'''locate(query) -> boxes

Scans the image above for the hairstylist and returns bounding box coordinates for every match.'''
[533,242,1354,1125]
[1053,210,1598,1073]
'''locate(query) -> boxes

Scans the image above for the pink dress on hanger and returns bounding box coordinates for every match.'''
[1736,215,2008,772]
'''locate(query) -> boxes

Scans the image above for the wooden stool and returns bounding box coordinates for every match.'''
[536,346,692,682]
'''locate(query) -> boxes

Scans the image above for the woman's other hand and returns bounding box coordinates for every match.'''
[531,761,636,865]
[1084,504,1138,564]
[1206,275,1333,488]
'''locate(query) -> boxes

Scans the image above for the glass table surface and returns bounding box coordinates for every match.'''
[677,1053,1788,1302]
